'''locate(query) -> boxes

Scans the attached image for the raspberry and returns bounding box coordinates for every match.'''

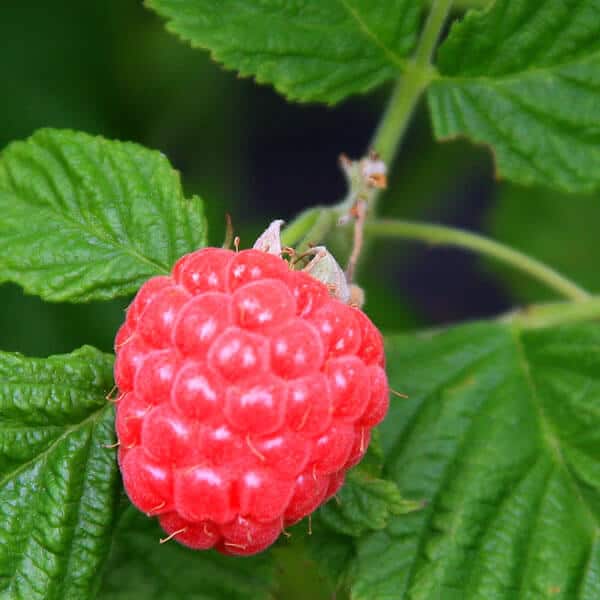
[114,246,388,556]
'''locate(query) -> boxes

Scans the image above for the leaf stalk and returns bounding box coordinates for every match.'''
[364,218,591,302]
[371,0,453,175]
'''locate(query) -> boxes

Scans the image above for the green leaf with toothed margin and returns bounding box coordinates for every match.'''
[428,0,600,193]
[0,346,117,600]
[145,0,422,104]
[319,433,423,538]
[0,128,206,302]
[98,508,276,600]
[319,469,424,538]
[351,322,600,599]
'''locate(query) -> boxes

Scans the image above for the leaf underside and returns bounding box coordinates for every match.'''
[0,129,207,302]
[351,321,600,599]
[0,346,117,600]
[428,0,600,193]
[145,0,422,104]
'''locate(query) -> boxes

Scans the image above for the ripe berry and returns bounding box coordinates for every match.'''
[114,245,388,555]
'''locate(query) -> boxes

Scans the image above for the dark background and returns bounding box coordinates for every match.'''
[2,1,592,358]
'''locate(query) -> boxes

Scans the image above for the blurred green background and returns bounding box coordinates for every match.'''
[1,0,595,358]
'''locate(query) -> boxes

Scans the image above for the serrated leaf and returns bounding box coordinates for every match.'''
[351,322,600,599]
[98,508,275,600]
[320,469,423,538]
[145,0,422,104]
[0,129,206,302]
[318,435,423,538]
[488,184,600,302]
[428,0,600,193]
[0,346,118,600]
[301,436,423,591]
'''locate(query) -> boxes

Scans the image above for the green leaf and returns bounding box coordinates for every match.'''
[352,322,600,599]
[99,508,275,600]
[145,0,422,104]
[319,434,423,538]
[0,346,118,600]
[488,184,599,302]
[320,469,423,538]
[0,129,206,302]
[428,0,600,193]
[301,435,423,591]
[303,524,356,592]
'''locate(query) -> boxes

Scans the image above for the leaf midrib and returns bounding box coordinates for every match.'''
[54,412,103,600]
[0,184,169,278]
[436,49,600,85]
[0,404,111,492]
[389,324,600,598]
[335,0,407,70]
[511,325,599,532]
[3,405,114,599]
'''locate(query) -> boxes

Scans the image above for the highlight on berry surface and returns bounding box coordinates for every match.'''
[112,223,389,555]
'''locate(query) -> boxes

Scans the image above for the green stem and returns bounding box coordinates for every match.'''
[365,218,591,302]
[506,297,600,330]
[284,0,454,250]
[370,68,430,167]
[372,0,453,166]
[450,0,490,10]
[415,0,454,67]
[282,209,337,254]
[280,208,322,248]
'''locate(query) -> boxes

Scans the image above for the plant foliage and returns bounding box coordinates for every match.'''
[2,1,600,598]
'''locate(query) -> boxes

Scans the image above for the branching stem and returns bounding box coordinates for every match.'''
[280,0,592,310]
[371,0,453,176]
[285,0,453,248]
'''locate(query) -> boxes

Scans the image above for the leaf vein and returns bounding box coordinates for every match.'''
[0,406,108,493]
[335,0,406,70]
[511,326,599,530]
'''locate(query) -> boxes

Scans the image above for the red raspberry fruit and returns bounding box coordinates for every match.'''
[114,246,388,556]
